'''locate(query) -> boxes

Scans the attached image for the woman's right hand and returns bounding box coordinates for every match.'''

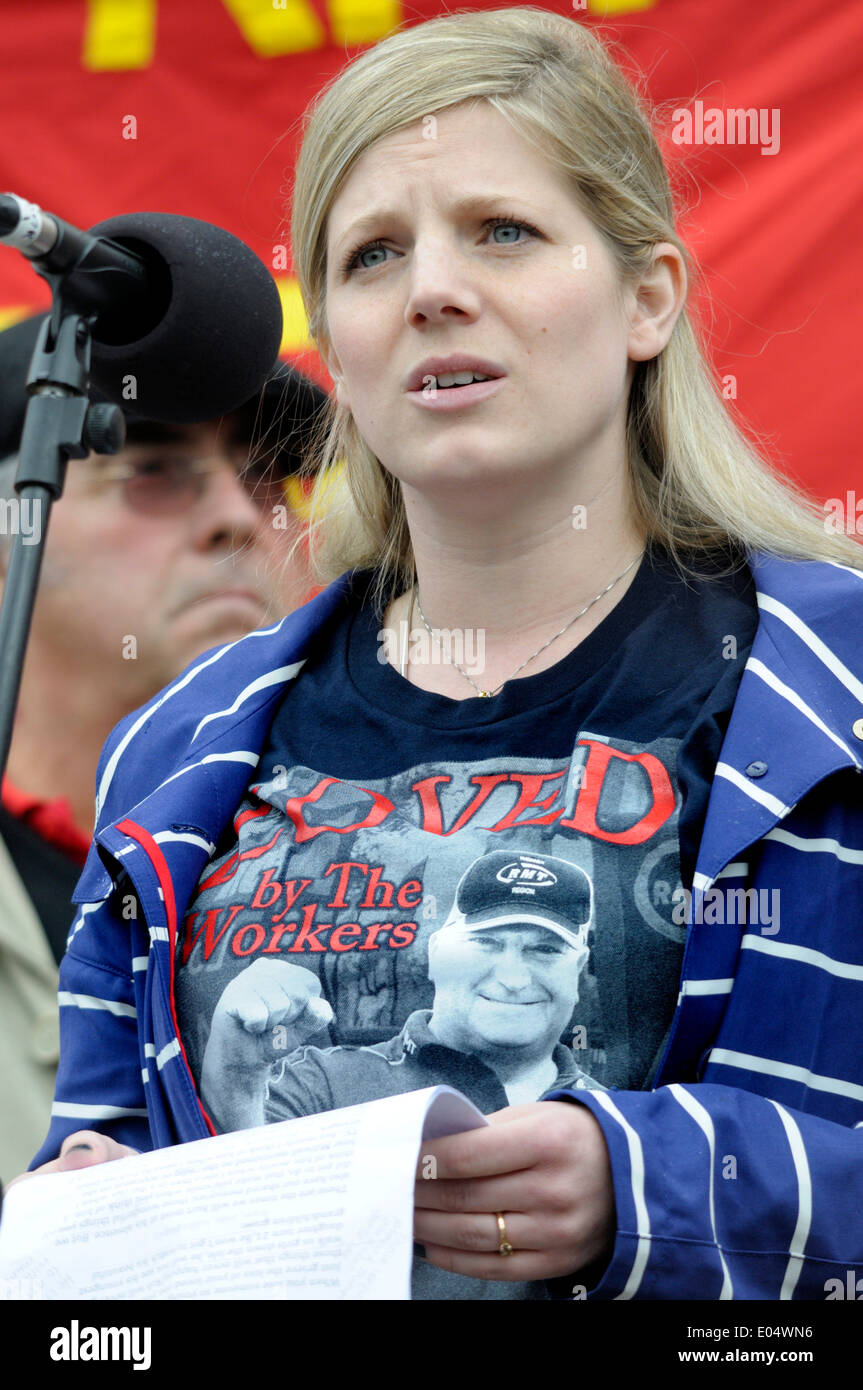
[4,1131,138,1192]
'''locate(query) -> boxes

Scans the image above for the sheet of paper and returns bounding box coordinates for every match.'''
[0,1085,485,1300]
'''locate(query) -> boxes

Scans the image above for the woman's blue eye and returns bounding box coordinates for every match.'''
[341,241,391,273]
[342,216,539,274]
[356,244,390,270]
[488,219,532,244]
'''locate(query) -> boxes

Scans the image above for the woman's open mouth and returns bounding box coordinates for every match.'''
[406,375,506,411]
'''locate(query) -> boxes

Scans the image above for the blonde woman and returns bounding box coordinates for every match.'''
[20,9,863,1302]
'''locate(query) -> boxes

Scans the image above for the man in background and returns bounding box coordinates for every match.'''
[0,311,327,1177]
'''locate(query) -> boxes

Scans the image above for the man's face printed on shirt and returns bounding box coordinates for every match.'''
[176,738,691,1112]
[427,923,587,1057]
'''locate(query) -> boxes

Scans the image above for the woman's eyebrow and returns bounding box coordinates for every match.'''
[332,192,538,254]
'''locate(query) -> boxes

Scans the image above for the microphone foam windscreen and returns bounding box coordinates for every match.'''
[85,213,283,423]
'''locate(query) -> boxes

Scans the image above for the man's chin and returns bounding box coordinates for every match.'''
[474,1031,549,1052]
[467,1014,553,1051]
[175,598,273,646]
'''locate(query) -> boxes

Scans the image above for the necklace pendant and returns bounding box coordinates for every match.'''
[478,690,491,698]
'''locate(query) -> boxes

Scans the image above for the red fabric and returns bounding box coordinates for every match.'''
[2,776,91,865]
[116,816,218,1137]
[0,0,860,501]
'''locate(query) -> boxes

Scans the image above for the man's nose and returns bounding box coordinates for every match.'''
[188,457,270,551]
[491,945,532,991]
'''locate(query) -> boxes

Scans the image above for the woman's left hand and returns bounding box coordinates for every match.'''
[413,1100,616,1283]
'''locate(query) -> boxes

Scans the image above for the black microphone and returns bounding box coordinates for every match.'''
[0,193,283,423]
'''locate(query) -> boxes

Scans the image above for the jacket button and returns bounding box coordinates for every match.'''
[853,718,863,740]
[745,760,768,778]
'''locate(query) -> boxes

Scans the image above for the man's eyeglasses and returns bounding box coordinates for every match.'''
[92,450,298,517]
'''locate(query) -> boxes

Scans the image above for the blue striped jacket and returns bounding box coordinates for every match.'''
[30,551,863,1300]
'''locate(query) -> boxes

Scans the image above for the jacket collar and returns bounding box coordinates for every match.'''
[73,551,863,908]
[691,552,863,890]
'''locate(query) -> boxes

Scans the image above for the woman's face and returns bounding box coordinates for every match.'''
[321,101,640,498]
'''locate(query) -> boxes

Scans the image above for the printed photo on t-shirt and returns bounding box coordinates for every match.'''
[175,738,688,1133]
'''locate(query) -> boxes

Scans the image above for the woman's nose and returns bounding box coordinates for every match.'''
[403,237,482,326]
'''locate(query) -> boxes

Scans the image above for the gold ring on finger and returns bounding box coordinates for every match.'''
[495,1211,514,1257]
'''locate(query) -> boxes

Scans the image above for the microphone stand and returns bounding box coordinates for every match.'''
[0,306,125,783]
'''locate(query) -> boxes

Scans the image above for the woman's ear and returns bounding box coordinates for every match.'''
[627,242,687,363]
[317,331,351,412]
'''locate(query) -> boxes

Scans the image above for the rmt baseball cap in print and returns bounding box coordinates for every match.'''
[447,851,592,950]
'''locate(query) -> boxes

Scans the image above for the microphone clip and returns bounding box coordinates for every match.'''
[0,306,125,783]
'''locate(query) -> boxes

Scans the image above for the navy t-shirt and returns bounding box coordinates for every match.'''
[177,546,757,1097]
[174,544,757,1299]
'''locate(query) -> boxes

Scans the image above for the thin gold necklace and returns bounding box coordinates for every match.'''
[410,552,643,698]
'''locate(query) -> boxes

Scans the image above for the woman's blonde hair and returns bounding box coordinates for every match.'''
[288,5,861,603]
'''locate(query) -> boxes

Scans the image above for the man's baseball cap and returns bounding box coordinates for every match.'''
[445,851,592,950]
[0,311,328,467]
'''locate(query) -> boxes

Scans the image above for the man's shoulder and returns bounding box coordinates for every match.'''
[549,1043,608,1094]
[291,1028,408,1073]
